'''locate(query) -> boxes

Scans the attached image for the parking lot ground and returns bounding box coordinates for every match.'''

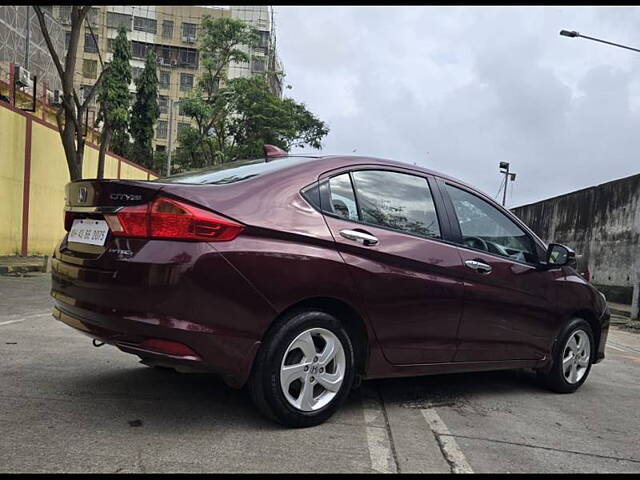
[1,273,639,473]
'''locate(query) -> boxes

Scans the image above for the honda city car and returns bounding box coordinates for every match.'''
[51,145,610,427]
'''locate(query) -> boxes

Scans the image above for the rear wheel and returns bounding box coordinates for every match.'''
[539,318,594,393]
[249,310,355,427]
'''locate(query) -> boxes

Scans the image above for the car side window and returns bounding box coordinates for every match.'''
[351,170,441,239]
[327,174,359,221]
[445,183,537,264]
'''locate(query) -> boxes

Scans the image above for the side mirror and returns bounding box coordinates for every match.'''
[544,243,576,268]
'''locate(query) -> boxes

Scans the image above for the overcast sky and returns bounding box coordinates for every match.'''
[274,6,640,207]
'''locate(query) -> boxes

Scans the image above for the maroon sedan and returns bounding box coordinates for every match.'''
[51,146,610,427]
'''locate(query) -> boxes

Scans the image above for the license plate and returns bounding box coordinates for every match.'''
[68,219,110,246]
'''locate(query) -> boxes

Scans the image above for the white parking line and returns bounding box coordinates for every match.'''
[607,344,626,352]
[0,319,26,327]
[0,312,51,326]
[421,408,474,474]
[361,388,397,473]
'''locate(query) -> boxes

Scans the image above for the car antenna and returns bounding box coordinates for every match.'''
[263,144,288,162]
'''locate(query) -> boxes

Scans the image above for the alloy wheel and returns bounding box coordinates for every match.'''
[562,329,591,384]
[280,327,346,412]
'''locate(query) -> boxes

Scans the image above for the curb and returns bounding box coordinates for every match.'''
[0,256,50,275]
[0,264,45,275]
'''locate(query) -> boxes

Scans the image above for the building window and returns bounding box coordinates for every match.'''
[156,120,168,139]
[257,30,269,49]
[65,31,71,50]
[84,33,98,53]
[158,95,168,114]
[251,57,266,73]
[80,84,95,105]
[180,73,193,92]
[132,67,143,81]
[156,145,166,152]
[178,122,191,136]
[181,23,197,43]
[87,7,100,26]
[83,59,98,79]
[179,49,198,68]
[58,6,72,24]
[131,41,151,60]
[134,16,157,34]
[162,20,174,39]
[157,46,172,66]
[107,12,132,31]
[159,71,170,89]
[178,99,188,116]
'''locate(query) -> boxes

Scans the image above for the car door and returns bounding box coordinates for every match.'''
[437,179,558,362]
[310,167,465,365]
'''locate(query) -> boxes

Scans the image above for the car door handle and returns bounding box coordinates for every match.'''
[339,229,379,246]
[464,259,492,274]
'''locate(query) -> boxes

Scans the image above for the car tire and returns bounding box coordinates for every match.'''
[539,318,595,393]
[249,309,355,428]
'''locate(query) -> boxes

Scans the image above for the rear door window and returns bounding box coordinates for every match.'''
[351,170,441,238]
[327,174,358,221]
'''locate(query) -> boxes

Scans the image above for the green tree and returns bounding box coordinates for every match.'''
[175,16,328,170]
[176,75,328,169]
[225,76,328,159]
[171,16,257,171]
[130,50,160,169]
[96,27,131,178]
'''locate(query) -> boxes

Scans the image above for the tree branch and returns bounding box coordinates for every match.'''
[33,7,64,81]
[81,65,109,110]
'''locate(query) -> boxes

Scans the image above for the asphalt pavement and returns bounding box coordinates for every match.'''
[1,273,639,473]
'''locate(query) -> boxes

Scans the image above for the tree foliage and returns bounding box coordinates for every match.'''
[130,50,160,169]
[172,16,328,173]
[96,27,131,176]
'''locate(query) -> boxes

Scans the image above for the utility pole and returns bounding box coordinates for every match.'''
[166,98,175,177]
[499,161,516,206]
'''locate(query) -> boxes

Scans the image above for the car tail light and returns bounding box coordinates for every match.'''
[104,196,243,242]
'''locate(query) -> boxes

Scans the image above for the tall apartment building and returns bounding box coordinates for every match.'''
[0,6,64,93]
[52,5,284,155]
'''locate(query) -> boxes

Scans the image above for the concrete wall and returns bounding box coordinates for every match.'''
[0,98,157,256]
[512,174,640,303]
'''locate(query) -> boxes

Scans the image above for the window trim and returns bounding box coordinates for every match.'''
[314,166,445,242]
[438,178,545,266]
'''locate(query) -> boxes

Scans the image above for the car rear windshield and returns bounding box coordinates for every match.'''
[153,156,318,185]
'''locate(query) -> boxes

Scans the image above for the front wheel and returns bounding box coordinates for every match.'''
[249,310,355,428]
[538,318,594,393]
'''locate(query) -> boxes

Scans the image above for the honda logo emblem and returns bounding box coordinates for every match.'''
[78,187,88,203]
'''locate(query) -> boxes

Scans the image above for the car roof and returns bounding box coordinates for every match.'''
[288,154,476,191]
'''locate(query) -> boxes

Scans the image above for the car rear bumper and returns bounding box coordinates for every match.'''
[52,297,261,387]
[50,242,277,388]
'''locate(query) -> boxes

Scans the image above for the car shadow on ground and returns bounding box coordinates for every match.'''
[61,361,547,431]
[369,368,547,410]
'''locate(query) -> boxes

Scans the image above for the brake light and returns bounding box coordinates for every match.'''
[104,197,243,242]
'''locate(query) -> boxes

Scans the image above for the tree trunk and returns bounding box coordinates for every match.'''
[97,125,112,179]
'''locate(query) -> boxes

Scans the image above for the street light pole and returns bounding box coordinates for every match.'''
[560,29,640,320]
[559,30,640,54]
[499,162,517,207]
